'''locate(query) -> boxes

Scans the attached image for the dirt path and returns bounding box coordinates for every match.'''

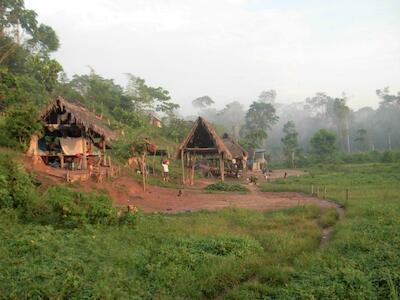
[23,155,345,244]
[319,201,346,246]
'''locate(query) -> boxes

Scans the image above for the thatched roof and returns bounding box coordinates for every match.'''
[41,96,117,141]
[177,117,232,159]
[221,133,248,159]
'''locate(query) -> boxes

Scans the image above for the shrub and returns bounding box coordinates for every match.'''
[0,153,38,210]
[205,182,249,192]
[381,150,395,163]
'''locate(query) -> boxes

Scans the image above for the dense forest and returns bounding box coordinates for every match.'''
[194,88,400,165]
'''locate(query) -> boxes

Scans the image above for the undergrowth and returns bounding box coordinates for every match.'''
[205,182,249,193]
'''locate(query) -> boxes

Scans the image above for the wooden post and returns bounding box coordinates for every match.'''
[153,151,156,176]
[346,188,349,203]
[220,153,225,182]
[317,185,320,197]
[190,155,195,185]
[60,154,64,169]
[186,152,191,184]
[324,187,327,199]
[82,138,87,170]
[141,153,146,192]
[181,149,185,184]
[311,184,314,195]
[102,138,106,165]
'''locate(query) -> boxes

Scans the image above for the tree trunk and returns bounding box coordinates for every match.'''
[345,118,351,153]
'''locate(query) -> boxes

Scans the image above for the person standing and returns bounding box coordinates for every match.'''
[162,159,170,182]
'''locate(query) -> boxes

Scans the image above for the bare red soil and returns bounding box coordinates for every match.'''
[22,154,339,215]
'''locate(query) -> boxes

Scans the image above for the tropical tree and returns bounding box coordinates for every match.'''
[217,101,245,138]
[258,89,276,104]
[304,92,334,119]
[241,101,278,148]
[4,102,43,149]
[354,129,369,151]
[332,97,351,153]
[310,129,337,162]
[192,96,214,109]
[375,87,400,150]
[125,73,179,113]
[281,121,300,167]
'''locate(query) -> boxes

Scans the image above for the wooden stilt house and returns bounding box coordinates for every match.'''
[27,96,118,181]
[177,117,232,183]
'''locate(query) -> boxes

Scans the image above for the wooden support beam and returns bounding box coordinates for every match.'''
[102,137,106,165]
[59,154,64,169]
[220,152,225,182]
[141,153,146,192]
[190,155,195,185]
[181,149,185,184]
[185,147,218,151]
[82,138,87,170]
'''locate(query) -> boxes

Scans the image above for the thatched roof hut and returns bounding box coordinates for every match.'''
[221,133,248,160]
[177,117,232,159]
[41,96,117,141]
[177,117,232,182]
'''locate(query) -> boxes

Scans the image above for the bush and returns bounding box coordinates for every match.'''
[0,153,138,228]
[4,102,43,150]
[205,182,249,192]
[381,150,395,163]
[25,186,140,228]
[0,153,39,210]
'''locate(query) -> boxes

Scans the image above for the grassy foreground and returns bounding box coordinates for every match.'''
[259,163,400,299]
[1,161,399,298]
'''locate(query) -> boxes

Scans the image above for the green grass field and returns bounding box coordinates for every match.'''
[1,160,399,299]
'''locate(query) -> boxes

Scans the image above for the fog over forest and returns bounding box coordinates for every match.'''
[191,88,400,159]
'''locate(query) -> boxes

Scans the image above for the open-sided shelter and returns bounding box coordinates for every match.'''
[247,148,267,171]
[27,96,117,181]
[221,133,248,177]
[177,117,232,183]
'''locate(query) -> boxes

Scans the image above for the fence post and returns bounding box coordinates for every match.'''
[311,184,314,195]
[317,185,320,197]
[324,186,327,199]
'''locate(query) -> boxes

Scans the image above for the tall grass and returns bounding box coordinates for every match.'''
[1,150,399,298]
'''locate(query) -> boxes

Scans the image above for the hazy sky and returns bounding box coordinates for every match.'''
[26,0,400,113]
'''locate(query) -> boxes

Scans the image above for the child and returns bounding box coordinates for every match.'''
[162,159,170,182]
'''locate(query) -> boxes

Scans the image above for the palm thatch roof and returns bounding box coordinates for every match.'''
[221,133,248,159]
[177,117,232,159]
[41,96,117,141]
